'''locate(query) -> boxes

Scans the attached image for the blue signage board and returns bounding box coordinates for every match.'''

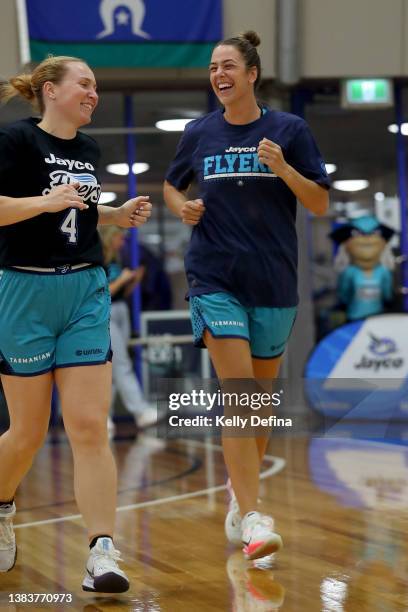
[305,314,408,421]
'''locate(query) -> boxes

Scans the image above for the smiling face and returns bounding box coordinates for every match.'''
[44,62,99,128]
[345,233,387,270]
[209,45,257,107]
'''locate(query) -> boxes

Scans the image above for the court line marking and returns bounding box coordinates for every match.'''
[14,440,285,530]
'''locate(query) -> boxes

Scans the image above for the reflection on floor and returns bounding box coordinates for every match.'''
[0,423,408,611]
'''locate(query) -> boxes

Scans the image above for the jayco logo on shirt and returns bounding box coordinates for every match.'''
[45,153,95,171]
[225,147,257,153]
[203,148,277,181]
[42,170,101,204]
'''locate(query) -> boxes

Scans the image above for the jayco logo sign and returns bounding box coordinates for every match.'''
[323,314,408,389]
[354,333,403,372]
[328,315,408,384]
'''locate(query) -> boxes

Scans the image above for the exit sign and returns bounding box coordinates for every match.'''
[341,79,394,109]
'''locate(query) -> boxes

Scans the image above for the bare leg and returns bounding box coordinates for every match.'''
[55,364,117,541]
[203,333,260,517]
[252,356,283,463]
[0,374,53,500]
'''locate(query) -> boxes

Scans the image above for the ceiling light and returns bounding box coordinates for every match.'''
[106,163,150,176]
[374,192,385,202]
[388,123,408,136]
[325,163,337,175]
[155,119,193,132]
[333,180,369,192]
[99,192,117,204]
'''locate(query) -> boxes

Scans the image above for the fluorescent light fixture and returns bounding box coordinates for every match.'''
[106,163,150,176]
[388,123,408,136]
[333,180,369,192]
[374,192,385,202]
[325,163,337,175]
[156,119,193,132]
[99,192,117,204]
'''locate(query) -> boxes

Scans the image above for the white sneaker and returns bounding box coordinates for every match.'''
[241,512,283,561]
[82,537,129,593]
[225,479,242,546]
[0,502,17,572]
[135,406,158,429]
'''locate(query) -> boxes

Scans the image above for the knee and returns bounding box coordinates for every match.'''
[9,426,47,458]
[65,414,108,448]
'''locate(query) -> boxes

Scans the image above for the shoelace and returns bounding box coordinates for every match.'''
[258,516,275,529]
[92,547,123,572]
[0,519,14,548]
[243,514,275,537]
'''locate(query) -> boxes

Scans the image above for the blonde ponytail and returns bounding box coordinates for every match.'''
[0,74,36,108]
[0,55,88,114]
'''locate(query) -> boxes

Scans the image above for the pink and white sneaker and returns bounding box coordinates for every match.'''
[241,512,283,561]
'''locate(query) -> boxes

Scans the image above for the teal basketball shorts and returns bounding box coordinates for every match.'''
[0,266,112,376]
[190,292,297,359]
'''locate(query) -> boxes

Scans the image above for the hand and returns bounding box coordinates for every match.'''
[118,268,135,285]
[123,265,145,296]
[131,265,145,284]
[43,182,88,213]
[257,139,288,177]
[115,196,152,228]
[181,199,205,225]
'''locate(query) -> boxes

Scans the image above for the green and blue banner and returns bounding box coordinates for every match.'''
[22,0,223,67]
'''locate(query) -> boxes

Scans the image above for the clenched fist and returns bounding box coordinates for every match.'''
[181,199,205,226]
[257,139,288,178]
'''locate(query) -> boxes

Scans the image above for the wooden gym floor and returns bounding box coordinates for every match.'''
[0,425,407,611]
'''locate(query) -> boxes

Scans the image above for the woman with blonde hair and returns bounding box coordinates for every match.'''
[99,225,157,430]
[0,55,151,592]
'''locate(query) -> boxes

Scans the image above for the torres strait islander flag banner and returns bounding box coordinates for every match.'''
[18,0,223,68]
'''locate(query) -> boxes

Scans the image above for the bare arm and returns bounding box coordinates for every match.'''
[123,266,145,297]
[258,138,329,216]
[278,165,329,216]
[108,267,144,298]
[163,180,205,225]
[98,195,152,227]
[0,183,87,227]
[163,181,187,218]
[97,205,119,226]
[108,268,134,297]
[0,195,46,226]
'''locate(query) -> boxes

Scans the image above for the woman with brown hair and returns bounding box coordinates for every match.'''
[164,31,329,560]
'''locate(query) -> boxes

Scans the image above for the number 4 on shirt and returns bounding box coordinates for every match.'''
[60,208,78,244]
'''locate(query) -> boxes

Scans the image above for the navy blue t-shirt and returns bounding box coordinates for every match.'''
[165,108,330,307]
